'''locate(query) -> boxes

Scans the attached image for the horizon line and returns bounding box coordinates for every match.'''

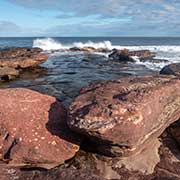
[0,36,180,38]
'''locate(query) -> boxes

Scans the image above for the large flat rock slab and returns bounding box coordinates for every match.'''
[68,76,180,156]
[0,88,80,169]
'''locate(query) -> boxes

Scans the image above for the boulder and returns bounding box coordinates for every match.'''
[68,76,180,157]
[0,88,80,169]
[0,67,19,81]
[0,47,48,69]
[0,129,179,180]
[160,63,180,76]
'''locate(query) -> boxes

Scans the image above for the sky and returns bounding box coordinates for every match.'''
[0,0,180,37]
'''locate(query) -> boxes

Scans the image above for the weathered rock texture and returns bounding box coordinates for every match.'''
[0,48,48,81]
[160,63,180,76]
[0,88,80,169]
[68,76,180,157]
[2,129,180,180]
[0,47,48,69]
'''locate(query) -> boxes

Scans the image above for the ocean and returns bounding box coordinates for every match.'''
[0,37,179,105]
[1,37,180,70]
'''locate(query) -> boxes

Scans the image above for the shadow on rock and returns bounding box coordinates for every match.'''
[46,101,82,147]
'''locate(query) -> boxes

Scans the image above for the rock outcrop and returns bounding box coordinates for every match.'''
[0,47,48,69]
[0,48,48,81]
[0,88,80,169]
[160,63,180,76]
[69,47,110,53]
[109,49,155,62]
[68,76,180,157]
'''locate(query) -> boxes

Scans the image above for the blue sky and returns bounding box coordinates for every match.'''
[0,0,180,37]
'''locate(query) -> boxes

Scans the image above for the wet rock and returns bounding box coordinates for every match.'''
[109,49,135,62]
[109,49,155,62]
[68,76,180,157]
[0,47,48,69]
[0,88,80,169]
[160,63,180,76]
[0,67,19,81]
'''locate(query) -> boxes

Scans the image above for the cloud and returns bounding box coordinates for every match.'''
[0,21,46,37]
[0,21,22,36]
[7,0,180,21]
[4,0,180,36]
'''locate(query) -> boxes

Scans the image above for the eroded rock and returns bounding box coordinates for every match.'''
[68,76,180,157]
[0,88,80,169]
[0,47,48,69]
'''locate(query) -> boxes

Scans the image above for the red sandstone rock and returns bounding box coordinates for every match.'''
[0,88,80,169]
[68,76,180,156]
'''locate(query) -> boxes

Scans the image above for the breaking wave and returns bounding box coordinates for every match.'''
[33,38,180,53]
[33,38,112,50]
[33,38,180,71]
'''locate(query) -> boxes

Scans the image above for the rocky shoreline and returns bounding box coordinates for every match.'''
[0,47,179,180]
[0,48,48,81]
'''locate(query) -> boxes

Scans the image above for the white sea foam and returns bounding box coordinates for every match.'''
[33,38,69,50]
[33,38,180,54]
[112,45,180,53]
[33,38,112,50]
[33,38,180,71]
[134,58,170,71]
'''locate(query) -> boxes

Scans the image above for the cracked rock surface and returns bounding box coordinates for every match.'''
[0,88,80,169]
[68,75,180,157]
